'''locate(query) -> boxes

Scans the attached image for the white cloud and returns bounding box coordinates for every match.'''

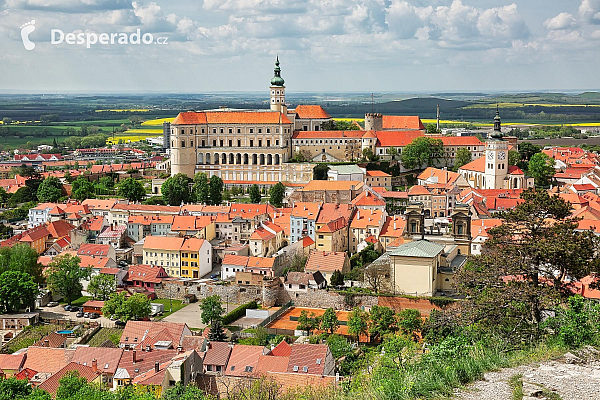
[5,0,131,13]
[580,0,600,24]
[543,12,576,30]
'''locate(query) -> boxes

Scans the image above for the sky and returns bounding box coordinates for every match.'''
[0,0,599,93]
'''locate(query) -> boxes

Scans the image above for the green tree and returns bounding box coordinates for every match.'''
[200,294,224,325]
[518,141,541,162]
[191,173,210,204]
[71,177,95,201]
[321,308,340,334]
[0,377,34,400]
[330,270,344,287]
[87,274,116,301]
[161,173,191,205]
[456,189,599,342]
[124,293,152,321]
[454,147,472,170]
[208,175,223,205]
[369,305,397,340]
[426,123,441,134]
[0,270,38,313]
[162,382,210,400]
[0,243,44,284]
[508,150,521,166]
[45,254,91,305]
[117,177,146,202]
[249,184,261,204]
[102,291,127,318]
[269,182,285,208]
[362,148,378,162]
[347,307,369,341]
[208,319,227,342]
[143,196,166,205]
[55,371,89,400]
[401,137,444,170]
[37,176,63,202]
[545,295,600,349]
[297,310,320,335]
[397,309,423,341]
[528,152,555,188]
[313,164,329,180]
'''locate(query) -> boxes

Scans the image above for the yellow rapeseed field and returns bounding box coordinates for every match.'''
[464,103,600,109]
[95,109,150,113]
[141,118,176,126]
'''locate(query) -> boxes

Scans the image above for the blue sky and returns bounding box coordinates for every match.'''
[0,0,598,93]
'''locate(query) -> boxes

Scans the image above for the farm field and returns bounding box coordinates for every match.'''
[141,117,176,126]
[464,102,600,109]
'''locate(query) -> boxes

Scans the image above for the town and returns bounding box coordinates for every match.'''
[0,56,599,400]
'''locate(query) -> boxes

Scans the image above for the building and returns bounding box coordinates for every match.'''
[304,250,350,285]
[169,57,314,184]
[289,180,365,204]
[290,202,321,244]
[180,237,212,279]
[119,321,192,350]
[284,271,326,292]
[142,236,185,277]
[365,170,392,190]
[349,208,387,253]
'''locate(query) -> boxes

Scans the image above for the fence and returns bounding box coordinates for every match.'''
[258,300,293,328]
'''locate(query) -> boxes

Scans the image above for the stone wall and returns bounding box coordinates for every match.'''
[155,280,279,306]
[278,287,378,310]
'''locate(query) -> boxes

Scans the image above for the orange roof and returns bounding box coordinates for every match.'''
[172,215,213,231]
[33,332,67,348]
[0,354,26,371]
[294,105,331,119]
[437,136,483,146]
[380,216,405,238]
[471,218,503,238]
[78,256,111,269]
[255,355,290,374]
[269,340,292,357]
[24,347,76,374]
[120,321,188,348]
[247,257,275,269]
[222,254,249,267]
[458,156,485,173]
[316,204,354,224]
[382,115,425,130]
[366,170,391,177]
[78,243,111,257]
[82,199,117,210]
[417,167,461,185]
[408,185,431,196]
[181,237,206,252]
[46,220,75,239]
[305,250,347,273]
[286,344,330,375]
[225,345,266,377]
[71,347,123,375]
[291,202,321,219]
[302,236,315,247]
[173,111,291,125]
[127,264,168,283]
[250,227,276,241]
[143,236,184,251]
[375,130,424,147]
[350,209,386,229]
[316,217,348,233]
[352,191,386,207]
[292,130,365,139]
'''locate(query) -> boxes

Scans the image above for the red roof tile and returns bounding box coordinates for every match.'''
[294,105,331,119]
[225,345,266,377]
[305,251,347,273]
[286,344,330,375]
[38,362,100,395]
[203,341,232,367]
[174,111,291,125]
[375,130,424,147]
[382,115,425,130]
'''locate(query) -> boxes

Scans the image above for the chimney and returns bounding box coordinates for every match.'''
[92,358,98,373]
[155,361,160,373]
[177,346,183,354]
[44,339,49,347]
[146,345,151,352]
[133,350,137,364]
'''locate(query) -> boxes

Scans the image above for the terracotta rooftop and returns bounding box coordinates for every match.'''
[24,347,76,374]
[143,236,184,251]
[173,110,292,125]
[382,115,425,130]
[71,347,124,375]
[225,345,267,377]
[38,362,100,395]
[77,243,111,257]
[286,344,330,375]
[305,251,347,273]
[203,341,232,367]
[294,105,331,119]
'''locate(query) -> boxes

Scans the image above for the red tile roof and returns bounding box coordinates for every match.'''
[173,111,291,125]
[225,345,266,377]
[375,130,424,147]
[366,170,391,177]
[203,341,232,367]
[292,130,365,139]
[116,349,178,379]
[246,256,275,269]
[143,236,184,251]
[458,156,485,173]
[437,136,483,146]
[305,251,347,273]
[294,105,331,119]
[77,243,111,257]
[33,332,67,348]
[71,347,124,375]
[316,217,348,233]
[24,347,76,374]
[269,340,292,357]
[0,354,26,371]
[120,321,188,349]
[382,115,425,130]
[316,203,354,224]
[286,344,330,375]
[38,362,101,395]
[255,355,290,374]
[222,254,249,267]
[127,264,169,283]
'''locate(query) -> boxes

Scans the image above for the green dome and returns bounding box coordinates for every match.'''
[270,56,285,87]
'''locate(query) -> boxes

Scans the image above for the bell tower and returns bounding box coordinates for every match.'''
[270,55,286,113]
[484,105,508,189]
[451,203,472,255]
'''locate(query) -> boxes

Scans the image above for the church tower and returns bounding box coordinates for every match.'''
[270,56,286,113]
[484,105,509,189]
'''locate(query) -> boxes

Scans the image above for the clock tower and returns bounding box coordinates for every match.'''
[484,105,508,189]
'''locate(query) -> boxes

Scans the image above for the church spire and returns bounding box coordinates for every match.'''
[492,103,503,139]
[270,55,285,87]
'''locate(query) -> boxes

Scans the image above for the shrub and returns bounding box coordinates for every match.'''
[222,300,258,325]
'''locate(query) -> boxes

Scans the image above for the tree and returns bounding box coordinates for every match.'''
[200,294,224,325]
[37,176,63,202]
[208,175,223,206]
[208,319,227,342]
[401,137,444,170]
[249,184,261,203]
[45,255,91,305]
[330,270,344,287]
[162,173,191,205]
[102,292,127,318]
[269,182,285,208]
[456,189,599,342]
[347,307,369,341]
[369,305,397,340]
[397,309,422,341]
[71,177,95,201]
[454,147,472,170]
[362,148,378,162]
[363,262,390,293]
[0,243,44,284]
[117,177,145,202]
[313,164,329,180]
[0,377,34,400]
[508,150,521,166]
[87,274,115,301]
[426,123,441,134]
[101,292,150,321]
[56,371,89,400]
[388,146,398,160]
[297,310,320,335]
[321,308,340,334]
[192,173,210,204]
[0,270,38,313]
[518,141,541,162]
[528,152,555,188]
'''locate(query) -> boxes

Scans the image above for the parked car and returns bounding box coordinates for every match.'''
[90,313,100,319]
[210,273,219,279]
[83,312,90,318]
[64,305,71,311]
[69,306,80,312]
[115,320,126,327]
[76,311,84,318]
[47,301,58,307]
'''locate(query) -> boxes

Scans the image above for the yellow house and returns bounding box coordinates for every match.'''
[171,216,216,240]
[180,237,212,279]
[142,236,184,277]
[315,217,348,252]
[349,209,386,254]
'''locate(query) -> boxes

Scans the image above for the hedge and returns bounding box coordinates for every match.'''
[222,300,259,325]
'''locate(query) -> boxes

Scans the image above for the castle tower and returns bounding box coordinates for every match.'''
[270,56,286,113]
[364,113,383,131]
[484,105,508,189]
[170,124,197,178]
[450,203,472,255]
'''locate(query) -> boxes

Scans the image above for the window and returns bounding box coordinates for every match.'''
[230,366,235,371]
[303,366,308,372]
[245,366,253,372]
[228,128,233,134]
[181,140,185,147]
[206,365,212,371]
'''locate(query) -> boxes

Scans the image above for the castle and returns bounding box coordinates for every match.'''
[169,57,330,183]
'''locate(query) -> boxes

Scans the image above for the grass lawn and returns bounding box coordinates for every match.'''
[85,328,123,347]
[151,299,185,319]
[60,296,90,307]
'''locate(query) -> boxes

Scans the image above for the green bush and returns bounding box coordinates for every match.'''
[544,295,600,348]
[222,300,258,325]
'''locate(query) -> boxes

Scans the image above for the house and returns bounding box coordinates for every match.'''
[171,216,215,240]
[23,347,76,375]
[286,343,335,376]
[119,321,192,350]
[315,217,349,253]
[143,236,185,277]
[203,341,232,374]
[97,224,128,248]
[0,312,39,330]
[45,236,71,257]
[71,347,124,386]
[288,180,364,205]
[33,332,67,348]
[224,345,268,377]
[293,105,332,131]
[290,202,322,244]
[249,221,285,257]
[221,254,249,280]
[379,216,406,251]
[113,349,177,390]
[82,199,117,218]
[352,190,387,211]
[128,215,176,242]
[77,243,116,260]
[245,256,275,277]
[304,250,350,285]
[284,271,326,292]
[349,209,387,253]
[180,237,212,279]
[0,353,26,377]
[37,362,102,396]
[82,300,105,315]
[126,265,168,293]
[365,170,392,190]
[132,350,202,397]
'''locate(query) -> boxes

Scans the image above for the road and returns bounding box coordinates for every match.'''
[162,303,207,329]
[38,304,115,327]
